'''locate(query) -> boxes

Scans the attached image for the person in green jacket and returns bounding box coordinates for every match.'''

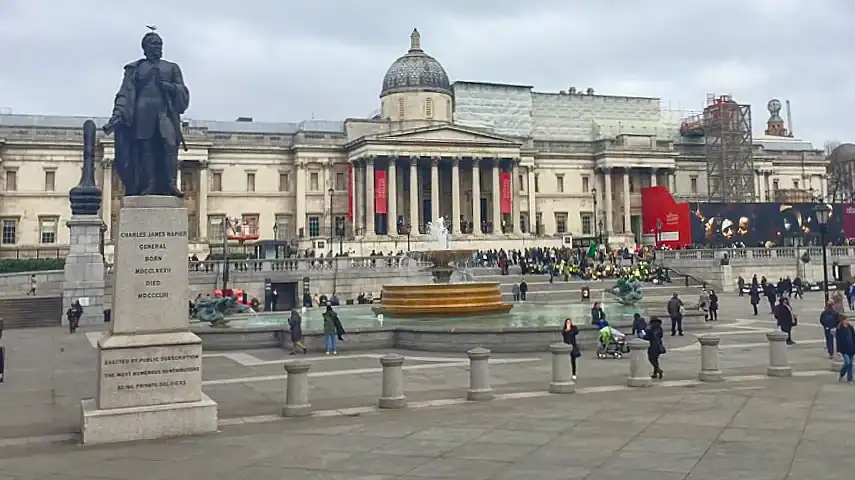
[322,305,342,355]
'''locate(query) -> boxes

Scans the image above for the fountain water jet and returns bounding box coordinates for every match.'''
[372,218,513,318]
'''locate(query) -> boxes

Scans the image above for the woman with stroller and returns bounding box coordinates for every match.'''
[643,317,665,379]
[562,318,580,380]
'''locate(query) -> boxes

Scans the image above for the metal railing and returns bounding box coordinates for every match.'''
[106,255,426,275]
[660,247,855,262]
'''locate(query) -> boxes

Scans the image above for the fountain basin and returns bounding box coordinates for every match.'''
[373,282,513,317]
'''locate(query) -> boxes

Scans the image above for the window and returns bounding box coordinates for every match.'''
[335,172,345,191]
[310,172,319,191]
[534,174,540,193]
[793,179,800,189]
[398,98,405,119]
[519,213,528,233]
[518,174,525,193]
[39,217,58,244]
[555,212,568,234]
[556,174,564,193]
[246,172,256,192]
[187,214,198,240]
[180,171,194,193]
[535,212,543,235]
[241,214,259,237]
[425,98,433,118]
[334,216,346,236]
[274,215,292,240]
[208,215,225,242]
[629,177,635,193]
[4,169,17,192]
[581,213,593,235]
[212,172,223,192]
[279,173,290,192]
[308,216,320,237]
[44,170,56,192]
[1,218,17,244]
[690,176,698,194]
[582,176,589,193]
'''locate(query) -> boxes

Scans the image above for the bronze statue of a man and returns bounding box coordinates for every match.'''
[103,30,189,197]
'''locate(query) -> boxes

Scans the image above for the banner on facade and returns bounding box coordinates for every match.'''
[499,171,512,214]
[375,170,387,215]
[347,164,354,221]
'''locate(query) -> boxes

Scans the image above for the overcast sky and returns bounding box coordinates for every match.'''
[0,0,851,145]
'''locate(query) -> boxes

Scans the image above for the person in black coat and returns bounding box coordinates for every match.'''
[708,290,719,322]
[590,302,606,326]
[820,302,841,359]
[749,285,761,316]
[288,309,307,355]
[835,316,855,383]
[643,317,665,379]
[774,297,796,345]
[630,313,647,337]
[561,318,580,379]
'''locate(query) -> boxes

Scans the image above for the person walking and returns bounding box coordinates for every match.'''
[774,297,796,345]
[561,318,580,380]
[698,288,710,322]
[27,274,36,296]
[749,284,761,316]
[708,290,719,322]
[643,317,665,379]
[835,316,855,383]
[519,280,528,302]
[820,302,841,359]
[322,305,342,355]
[737,276,745,296]
[667,293,684,336]
[288,309,307,355]
[511,283,520,302]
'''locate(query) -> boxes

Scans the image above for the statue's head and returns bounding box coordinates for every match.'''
[141,32,163,60]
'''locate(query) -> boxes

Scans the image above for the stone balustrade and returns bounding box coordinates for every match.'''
[660,246,855,262]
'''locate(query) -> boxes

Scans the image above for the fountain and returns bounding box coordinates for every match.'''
[372,218,513,318]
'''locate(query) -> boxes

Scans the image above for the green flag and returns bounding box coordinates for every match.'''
[586,243,597,258]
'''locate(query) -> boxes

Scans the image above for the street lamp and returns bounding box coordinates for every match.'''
[597,220,604,246]
[656,218,663,247]
[406,223,412,252]
[328,187,335,254]
[591,187,598,240]
[815,203,832,303]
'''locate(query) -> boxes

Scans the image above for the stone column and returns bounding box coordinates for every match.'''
[698,335,723,382]
[651,168,658,187]
[197,161,209,240]
[430,157,440,224]
[63,216,105,327]
[451,157,461,235]
[603,168,613,235]
[527,166,536,234]
[766,331,792,377]
[282,361,312,417]
[622,169,631,234]
[365,156,376,236]
[548,343,575,394]
[350,160,360,234]
[295,160,307,237]
[626,338,652,387]
[101,160,113,237]
[491,160,501,233]
[755,171,764,201]
[466,347,493,401]
[176,166,182,191]
[387,157,398,236]
[409,156,419,232]
[472,158,482,234]
[669,171,676,193]
[512,159,521,235]
[378,354,406,409]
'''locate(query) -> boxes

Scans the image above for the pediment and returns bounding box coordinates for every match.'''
[375,125,519,145]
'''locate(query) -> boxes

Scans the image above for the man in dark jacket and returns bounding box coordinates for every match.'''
[591,302,606,326]
[836,316,854,382]
[666,293,684,336]
[774,297,795,345]
[820,302,841,359]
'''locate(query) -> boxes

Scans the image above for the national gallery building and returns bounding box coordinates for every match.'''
[0,30,828,257]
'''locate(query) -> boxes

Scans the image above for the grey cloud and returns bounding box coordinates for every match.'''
[0,0,852,144]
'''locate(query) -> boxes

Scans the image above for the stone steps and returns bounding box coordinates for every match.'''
[0,296,63,329]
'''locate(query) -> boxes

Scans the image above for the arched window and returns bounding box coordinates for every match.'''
[425,98,434,119]
[397,98,405,119]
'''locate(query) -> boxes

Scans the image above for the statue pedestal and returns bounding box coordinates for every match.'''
[80,197,218,445]
[62,215,106,327]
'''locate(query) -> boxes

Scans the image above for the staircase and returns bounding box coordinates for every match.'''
[0,296,63,329]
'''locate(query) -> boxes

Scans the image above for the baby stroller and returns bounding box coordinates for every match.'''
[596,325,631,359]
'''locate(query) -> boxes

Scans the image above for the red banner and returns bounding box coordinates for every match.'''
[844,204,855,238]
[375,169,387,215]
[499,171,512,214]
[641,186,691,248]
[347,164,353,221]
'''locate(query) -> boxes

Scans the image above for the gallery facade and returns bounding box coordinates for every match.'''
[0,29,829,257]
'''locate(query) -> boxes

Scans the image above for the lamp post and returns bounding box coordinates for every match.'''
[406,223,412,252]
[815,203,832,303]
[591,187,598,240]
[328,187,335,254]
[656,218,663,248]
[597,219,604,246]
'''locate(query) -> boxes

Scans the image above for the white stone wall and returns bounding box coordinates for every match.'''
[380,91,453,122]
[452,82,533,138]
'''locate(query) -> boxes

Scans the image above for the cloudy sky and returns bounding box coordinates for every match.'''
[0,0,851,145]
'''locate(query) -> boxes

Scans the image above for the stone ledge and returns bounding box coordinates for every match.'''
[98,331,202,349]
[80,394,218,445]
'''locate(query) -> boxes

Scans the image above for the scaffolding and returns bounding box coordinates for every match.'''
[702,94,755,202]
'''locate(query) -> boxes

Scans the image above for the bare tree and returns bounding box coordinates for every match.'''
[826,140,853,202]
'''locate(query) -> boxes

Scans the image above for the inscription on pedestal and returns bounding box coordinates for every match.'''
[97,343,203,410]
[112,200,190,334]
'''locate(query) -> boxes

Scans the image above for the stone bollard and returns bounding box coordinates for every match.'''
[466,347,494,401]
[626,338,652,387]
[378,354,406,409]
[766,331,792,377]
[698,335,723,382]
[548,344,575,394]
[282,361,312,417]
[831,354,844,373]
